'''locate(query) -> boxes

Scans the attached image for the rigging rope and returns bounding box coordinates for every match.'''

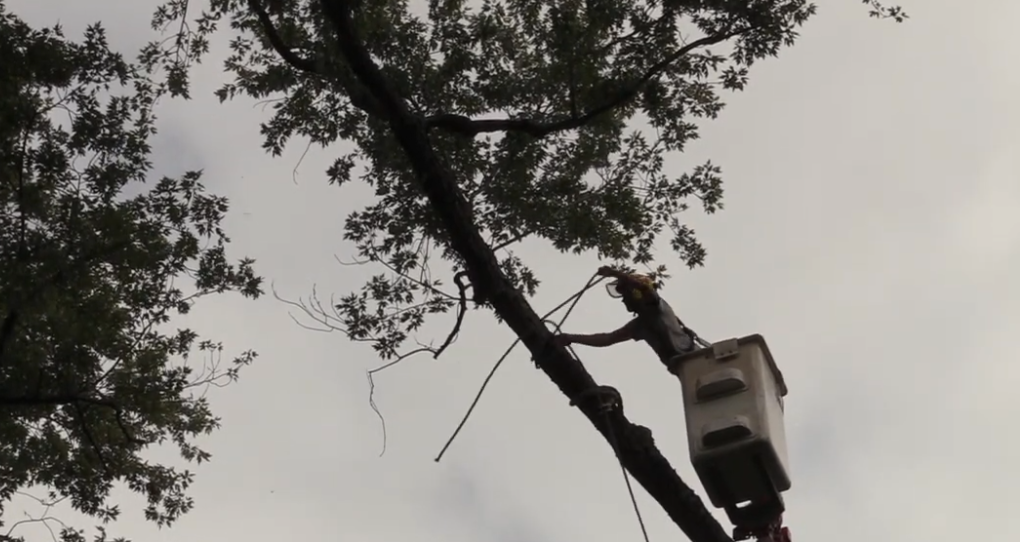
[602,406,652,542]
[433,273,605,462]
[547,316,652,542]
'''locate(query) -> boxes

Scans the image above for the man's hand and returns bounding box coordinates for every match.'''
[552,328,631,349]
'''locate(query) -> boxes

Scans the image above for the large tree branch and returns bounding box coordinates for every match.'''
[425,28,753,139]
[0,392,143,445]
[317,1,731,541]
[245,0,319,74]
[245,0,385,117]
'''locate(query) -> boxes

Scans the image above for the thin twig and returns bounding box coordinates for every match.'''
[366,346,435,457]
[292,139,313,185]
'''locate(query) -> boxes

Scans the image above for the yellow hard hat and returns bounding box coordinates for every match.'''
[606,274,657,299]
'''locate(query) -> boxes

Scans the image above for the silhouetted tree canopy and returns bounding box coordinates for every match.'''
[0,3,261,540]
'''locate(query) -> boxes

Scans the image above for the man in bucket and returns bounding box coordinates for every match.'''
[553,266,699,366]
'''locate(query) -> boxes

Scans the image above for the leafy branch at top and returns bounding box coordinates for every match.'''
[144,0,906,411]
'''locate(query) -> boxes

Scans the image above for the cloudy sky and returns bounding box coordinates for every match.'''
[6,1,1019,541]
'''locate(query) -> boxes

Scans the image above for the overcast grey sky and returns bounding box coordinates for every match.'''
[6,1,1019,542]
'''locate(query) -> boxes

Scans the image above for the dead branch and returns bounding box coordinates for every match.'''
[274,282,451,456]
[4,491,68,542]
[491,231,532,253]
[3,509,69,542]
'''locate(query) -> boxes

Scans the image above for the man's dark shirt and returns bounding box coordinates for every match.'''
[623,295,694,365]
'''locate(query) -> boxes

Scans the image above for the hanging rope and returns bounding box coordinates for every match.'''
[602,407,652,542]
[434,273,604,462]
[550,321,651,542]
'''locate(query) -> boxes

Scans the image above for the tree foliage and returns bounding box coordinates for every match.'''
[149,2,904,539]
[0,3,262,541]
[152,0,903,368]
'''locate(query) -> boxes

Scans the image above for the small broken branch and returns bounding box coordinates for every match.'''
[4,514,69,542]
[433,270,469,359]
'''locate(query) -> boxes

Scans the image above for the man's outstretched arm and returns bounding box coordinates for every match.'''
[556,321,635,348]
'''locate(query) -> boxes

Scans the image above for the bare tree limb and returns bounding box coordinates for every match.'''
[5,492,70,542]
[275,280,444,455]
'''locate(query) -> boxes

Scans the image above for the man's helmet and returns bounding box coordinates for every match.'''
[606,274,657,300]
